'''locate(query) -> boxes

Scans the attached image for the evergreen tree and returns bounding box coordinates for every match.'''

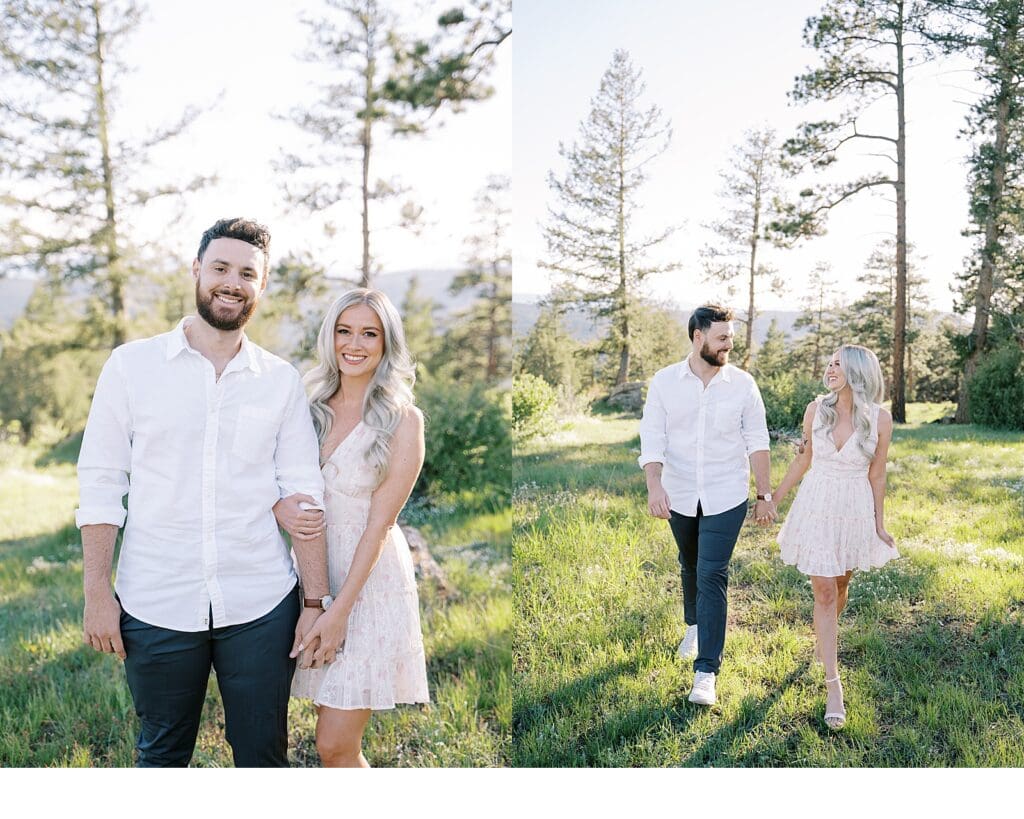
[515,301,580,391]
[701,126,787,367]
[846,239,928,391]
[281,0,423,286]
[793,262,843,379]
[911,315,963,403]
[0,0,210,348]
[0,284,106,440]
[385,0,510,112]
[626,302,687,383]
[925,1,1024,421]
[246,253,330,364]
[443,175,511,384]
[752,318,792,380]
[401,274,441,378]
[775,0,932,422]
[540,49,677,387]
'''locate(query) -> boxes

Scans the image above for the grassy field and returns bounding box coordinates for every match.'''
[0,433,510,768]
[513,403,1024,767]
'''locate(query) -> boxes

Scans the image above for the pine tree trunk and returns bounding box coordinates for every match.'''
[745,153,763,369]
[359,30,374,289]
[615,135,629,386]
[891,10,908,423]
[92,0,124,348]
[360,109,372,288]
[955,69,1013,422]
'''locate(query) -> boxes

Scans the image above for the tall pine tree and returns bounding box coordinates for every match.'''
[926,0,1024,420]
[775,0,931,422]
[281,0,422,286]
[0,0,210,348]
[701,126,787,368]
[541,50,677,386]
[442,175,511,384]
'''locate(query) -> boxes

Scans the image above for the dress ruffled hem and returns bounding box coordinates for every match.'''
[778,541,899,576]
[291,646,430,711]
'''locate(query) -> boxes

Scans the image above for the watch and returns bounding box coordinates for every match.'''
[757,493,773,502]
[303,594,334,611]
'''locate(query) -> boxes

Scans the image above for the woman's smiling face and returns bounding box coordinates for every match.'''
[335,303,384,377]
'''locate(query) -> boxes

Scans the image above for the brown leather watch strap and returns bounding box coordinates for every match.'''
[303,598,322,608]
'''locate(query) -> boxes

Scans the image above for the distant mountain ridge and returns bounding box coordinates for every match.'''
[0,268,471,333]
[512,298,811,345]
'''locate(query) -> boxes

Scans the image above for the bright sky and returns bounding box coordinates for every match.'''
[512,0,981,314]
[113,0,510,278]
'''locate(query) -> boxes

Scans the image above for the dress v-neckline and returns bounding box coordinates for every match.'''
[322,420,363,465]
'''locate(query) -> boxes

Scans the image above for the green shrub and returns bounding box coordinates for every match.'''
[967,344,1024,430]
[759,372,821,432]
[416,378,512,496]
[512,373,558,441]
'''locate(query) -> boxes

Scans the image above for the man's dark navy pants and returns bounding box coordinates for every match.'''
[668,500,747,675]
[119,586,299,767]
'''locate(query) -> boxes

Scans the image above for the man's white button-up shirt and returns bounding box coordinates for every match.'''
[638,356,770,516]
[76,318,325,632]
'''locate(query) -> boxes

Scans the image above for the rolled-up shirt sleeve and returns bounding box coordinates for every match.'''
[76,350,132,528]
[742,380,771,455]
[638,378,667,468]
[275,371,325,509]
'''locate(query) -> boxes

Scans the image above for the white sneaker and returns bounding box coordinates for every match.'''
[688,671,717,706]
[677,625,699,660]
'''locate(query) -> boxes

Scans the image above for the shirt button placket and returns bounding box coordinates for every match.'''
[697,384,706,512]
[202,368,220,627]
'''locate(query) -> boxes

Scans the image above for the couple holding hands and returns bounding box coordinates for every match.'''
[78,218,427,767]
[640,304,899,729]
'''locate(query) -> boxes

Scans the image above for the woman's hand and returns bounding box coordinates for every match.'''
[273,494,325,541]
[297,607,350,669]
[876,525,895,548]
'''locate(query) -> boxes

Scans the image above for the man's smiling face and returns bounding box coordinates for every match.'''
[192,237,267,331]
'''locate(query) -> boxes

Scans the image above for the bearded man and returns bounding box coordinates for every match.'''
[77,218,329,766]
[638,303,777,706]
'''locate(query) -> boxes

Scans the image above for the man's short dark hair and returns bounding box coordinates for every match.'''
[197,218,271,276]
[688,304,734,340]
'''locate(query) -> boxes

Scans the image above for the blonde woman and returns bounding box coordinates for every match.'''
[772,345,898,730]
[282,288,428,767]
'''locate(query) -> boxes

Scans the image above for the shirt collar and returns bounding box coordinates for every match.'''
[166,317,261,375]
[680,354,732,384]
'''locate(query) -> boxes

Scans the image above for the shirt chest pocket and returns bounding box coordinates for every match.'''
[712,403,743,434]
[232,407,280,464]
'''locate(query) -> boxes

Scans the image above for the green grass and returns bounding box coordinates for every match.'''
[512,407,1024,767]
[0,437,510,767]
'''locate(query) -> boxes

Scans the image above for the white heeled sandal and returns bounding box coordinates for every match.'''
[824,675,846,730]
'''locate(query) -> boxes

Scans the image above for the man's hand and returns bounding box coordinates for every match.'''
[273,494,325,541]
[753,499,777,526]
[647,483,672,519]
[291,607,322,668]
[83,590,126,660]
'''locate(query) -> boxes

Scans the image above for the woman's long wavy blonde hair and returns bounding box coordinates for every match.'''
[304,288,415,485]
[817,344,885,460]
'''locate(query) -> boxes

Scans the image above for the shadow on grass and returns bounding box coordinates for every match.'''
[512,657,642,766]
[681,662,811,767]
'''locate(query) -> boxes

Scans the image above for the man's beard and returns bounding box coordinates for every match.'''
[195,283,257,331]
[700,341,728,367]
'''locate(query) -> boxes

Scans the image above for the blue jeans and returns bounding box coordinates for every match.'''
[668,501,747,675]
[120,586,299,767]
